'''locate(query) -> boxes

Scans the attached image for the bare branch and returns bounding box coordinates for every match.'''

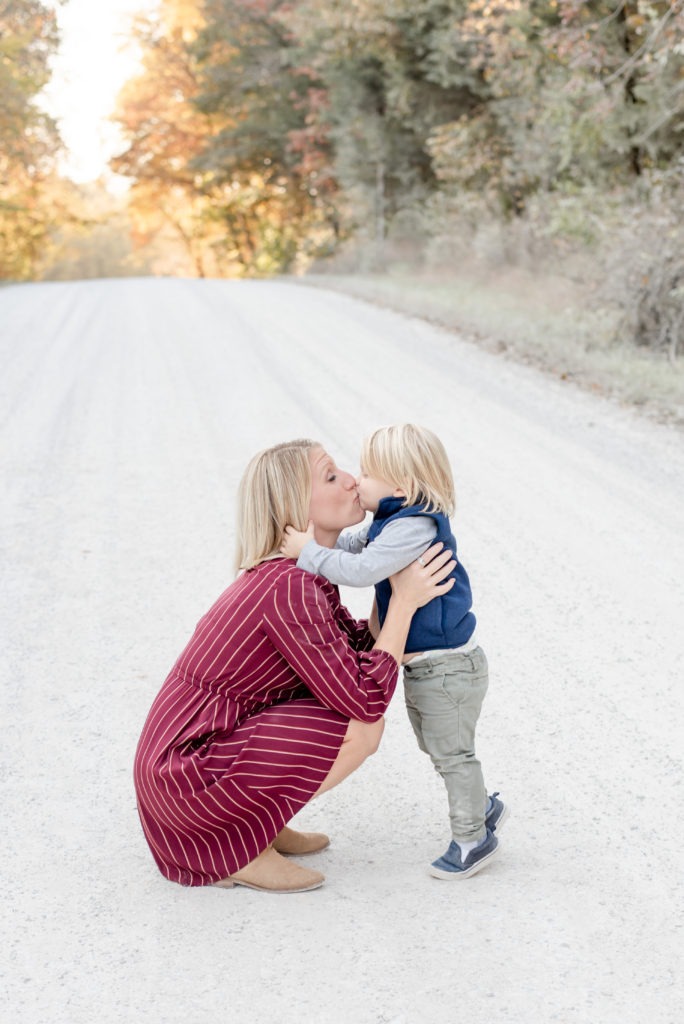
[634,80,684,143]
[602,0,684,86]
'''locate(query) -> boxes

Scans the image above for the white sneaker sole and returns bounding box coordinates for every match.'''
[488,804,510,833]
[428,843,500,880]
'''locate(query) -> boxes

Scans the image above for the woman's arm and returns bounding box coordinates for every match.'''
[262,547,454,721]
[262,572,399,722]
[372,544,455,665]
[325,542,453,658]
[368,598,380,640]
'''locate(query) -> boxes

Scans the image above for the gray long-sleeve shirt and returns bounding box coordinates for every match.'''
[297,517,437,588]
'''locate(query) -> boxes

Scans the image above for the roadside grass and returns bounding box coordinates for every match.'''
[300,268,684,429]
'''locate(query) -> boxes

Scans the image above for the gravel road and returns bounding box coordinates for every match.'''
[2,277,683,1024]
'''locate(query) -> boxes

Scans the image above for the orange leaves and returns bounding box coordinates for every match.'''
[0,0,62,279]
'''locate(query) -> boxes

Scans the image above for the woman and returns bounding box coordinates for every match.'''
[134,439,454,893]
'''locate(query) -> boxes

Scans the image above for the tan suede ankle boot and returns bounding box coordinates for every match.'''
[272,825,330,856]
[214,847,324,893]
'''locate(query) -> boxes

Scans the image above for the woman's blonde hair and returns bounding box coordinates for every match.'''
[361,423,456,516]
[234,438,319,572]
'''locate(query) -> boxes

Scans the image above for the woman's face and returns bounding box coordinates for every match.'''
[308,447,364,543]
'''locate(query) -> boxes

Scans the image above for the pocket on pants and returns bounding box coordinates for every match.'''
[439,659,489,711]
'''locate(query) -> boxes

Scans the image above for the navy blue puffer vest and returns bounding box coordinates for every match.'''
[366,497,476,654]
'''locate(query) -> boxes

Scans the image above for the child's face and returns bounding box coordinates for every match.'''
[356,467,404,513]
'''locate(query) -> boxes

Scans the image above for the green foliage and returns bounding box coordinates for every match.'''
[187,0,340,272]
[281,0,483,242]
[110,0,684,350]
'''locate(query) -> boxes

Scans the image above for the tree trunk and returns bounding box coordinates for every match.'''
[617,4,642,177]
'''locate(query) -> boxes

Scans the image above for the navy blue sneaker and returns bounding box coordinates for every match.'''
[485,792,509,833]
[429,827,499,879]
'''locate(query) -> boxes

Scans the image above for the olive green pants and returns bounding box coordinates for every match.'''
[403,646,489,844]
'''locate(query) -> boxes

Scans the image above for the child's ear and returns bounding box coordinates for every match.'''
[393,487,407,499]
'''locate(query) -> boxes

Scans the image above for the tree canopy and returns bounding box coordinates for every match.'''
[0,0,63,279]
[109,0,684,277]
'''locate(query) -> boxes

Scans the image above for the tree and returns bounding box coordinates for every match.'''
[552,1,684,175]
[0,0,62,279]
[111,0,224,276]
[111,0,684,286]
[281,0,486,248]
[192,0,340,272]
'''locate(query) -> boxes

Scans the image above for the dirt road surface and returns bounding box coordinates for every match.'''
[2,278,683,1023]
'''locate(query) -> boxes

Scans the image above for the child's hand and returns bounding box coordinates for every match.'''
[280,521,315,560]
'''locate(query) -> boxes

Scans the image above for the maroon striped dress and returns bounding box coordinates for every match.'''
[134,558,398,885]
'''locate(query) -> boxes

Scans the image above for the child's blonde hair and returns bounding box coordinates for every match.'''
[361,424,456,516]
[234,438,318,572]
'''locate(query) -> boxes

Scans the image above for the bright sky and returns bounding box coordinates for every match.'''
[40,0,159,187]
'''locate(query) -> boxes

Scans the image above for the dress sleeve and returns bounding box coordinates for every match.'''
[262,571,398,722]
[334,608,376,653]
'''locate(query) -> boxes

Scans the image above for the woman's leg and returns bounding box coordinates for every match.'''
[216,717,383,890]
[313,717,384,797]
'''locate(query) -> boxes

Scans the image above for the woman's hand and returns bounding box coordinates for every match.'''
[389,543,456,610]
[372,544,456,664]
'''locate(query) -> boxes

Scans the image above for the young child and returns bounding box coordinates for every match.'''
[280,423,507,879]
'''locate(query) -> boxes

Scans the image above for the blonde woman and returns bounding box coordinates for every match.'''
[133,439,454,893]
[281,424,508,880]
